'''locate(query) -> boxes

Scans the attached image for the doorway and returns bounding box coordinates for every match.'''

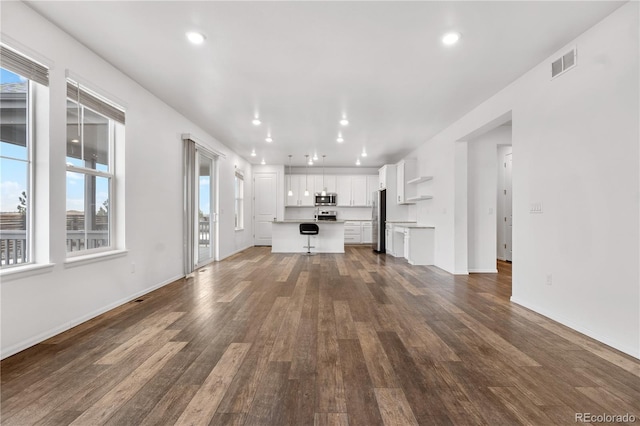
[253,172,277,246]
[183,136,219,275]
[503,152,513,262]
[196,152,216,266]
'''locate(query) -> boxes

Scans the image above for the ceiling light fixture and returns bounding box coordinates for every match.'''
[261,158,266,165]
[442,32,461,46]
[250,149,256,157]
[186,32,206,45]
[340,118,349,126]
[304,155,310,196]
[287,155,293,197]
[336,134,344,143]
[355,158,361,166]
[361,149,367,157]
[313,153,318,161]
[265,136,273,143]
[71,139,79,144]
[252,118,261,126]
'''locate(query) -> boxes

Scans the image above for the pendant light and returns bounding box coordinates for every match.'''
[304,155,310,197]
[287,155,293,197]
[321,155,327,196]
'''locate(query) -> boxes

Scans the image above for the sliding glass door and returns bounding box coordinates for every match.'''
[184,136,218,274]
[196,152,215,266]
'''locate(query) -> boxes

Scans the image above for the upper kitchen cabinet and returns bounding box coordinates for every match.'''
[313,174,336,194]
[366,175,379,206]
[336,175,368,206]
[396,159,417,204]
[286,175,314,206]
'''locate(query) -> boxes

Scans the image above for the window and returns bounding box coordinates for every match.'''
[66,80,124,255]
[235,171,244,230]
[0,46,49,268]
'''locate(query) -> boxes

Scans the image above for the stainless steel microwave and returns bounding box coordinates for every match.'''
[315,193,337,206]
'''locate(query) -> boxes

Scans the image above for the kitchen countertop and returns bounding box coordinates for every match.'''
[395,225,435,229]
[385,220,417,223]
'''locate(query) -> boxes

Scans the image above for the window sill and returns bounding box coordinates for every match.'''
[64,249,128,268]
[0,263,55,282]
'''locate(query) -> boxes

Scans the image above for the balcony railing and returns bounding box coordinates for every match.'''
[0,230,27,266]
[0,230,109,267]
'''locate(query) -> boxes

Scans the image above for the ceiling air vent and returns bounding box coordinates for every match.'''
[551,47,577,78]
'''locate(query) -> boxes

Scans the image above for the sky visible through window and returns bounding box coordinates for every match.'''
[0,68,108,214]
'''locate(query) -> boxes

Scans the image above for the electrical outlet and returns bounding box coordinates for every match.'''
[546,274,552,286]
[530,202,543,214]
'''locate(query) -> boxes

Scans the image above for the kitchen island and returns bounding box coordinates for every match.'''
[272,220,345,253]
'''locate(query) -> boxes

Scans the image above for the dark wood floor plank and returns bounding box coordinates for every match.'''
[2,246,638,426]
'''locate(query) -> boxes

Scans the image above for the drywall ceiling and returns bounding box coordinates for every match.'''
[26,1,624,167]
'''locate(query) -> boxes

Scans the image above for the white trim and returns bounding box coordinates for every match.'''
[468,268,498,273]
[65,164,112,179]
[510,296,639,359]
[181,133,226,159]
[64,249,128,268]
[453,270,469,275]
[0,263,54,281]
[0,273,183,360]
[65,69,128,110]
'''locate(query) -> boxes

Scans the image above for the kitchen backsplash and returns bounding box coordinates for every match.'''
[285,207,373,221]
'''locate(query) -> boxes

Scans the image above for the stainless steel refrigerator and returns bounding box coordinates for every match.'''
[372,189,386,253]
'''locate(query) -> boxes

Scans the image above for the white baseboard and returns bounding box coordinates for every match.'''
[468,268,498,273]
[453,270,469,275]
[1,273,184,360]
[510,296,639,359]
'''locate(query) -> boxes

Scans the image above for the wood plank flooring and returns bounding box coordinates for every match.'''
[2,247,639,425]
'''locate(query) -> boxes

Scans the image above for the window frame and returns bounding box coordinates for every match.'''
[234,171,244,231]
[65,98,116,257]
[0,73,34,268]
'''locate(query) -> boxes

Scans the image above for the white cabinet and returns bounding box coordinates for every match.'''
[366,175,379,206]
[378,165,388,190]
[336,176,368,207]
[394,226,435,265]
[286,175,314,206]
[344,221,362,244]
[314,175,336,194]
[362,221,373,244]
[344,220,372,245]
[396,159,417,204]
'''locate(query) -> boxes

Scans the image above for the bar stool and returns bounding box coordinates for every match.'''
[299,223,319,255]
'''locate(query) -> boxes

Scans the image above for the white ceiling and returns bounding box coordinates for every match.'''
[27,1,624,167]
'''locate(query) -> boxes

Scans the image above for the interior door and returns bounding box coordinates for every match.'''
[505,153,513,261]
[254,172,277,246]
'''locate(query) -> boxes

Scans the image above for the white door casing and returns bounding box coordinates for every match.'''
[505,153,513,261]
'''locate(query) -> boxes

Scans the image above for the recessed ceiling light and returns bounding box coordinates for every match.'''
[261,158,266,165]
[355,158,361,166]
[361,150,367,157]
[71,139,79,143]
[186,32,206,45]
[442,32,461,46]
[337,133,344,143]
[252,118,261,126]
[265,136,273,143]
[308,159,313,165]
[251,149,256,157]
[313,153,318,161]
[340,118,349,126]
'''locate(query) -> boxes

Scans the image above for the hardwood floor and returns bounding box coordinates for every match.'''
[2,247,639,425]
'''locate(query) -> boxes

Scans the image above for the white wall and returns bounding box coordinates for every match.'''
[0,2,253,358]
[467,125,512,272]
[411,3,639,357]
